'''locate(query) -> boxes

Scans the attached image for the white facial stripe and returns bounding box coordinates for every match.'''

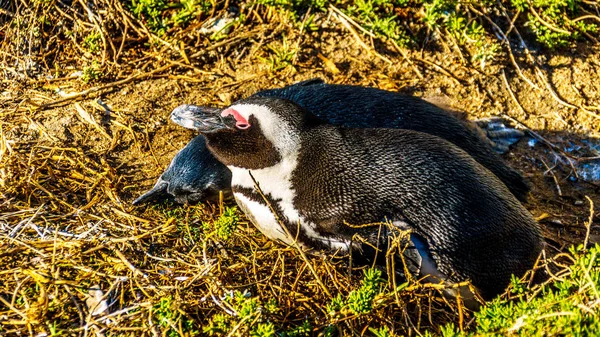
[227,103,300,156]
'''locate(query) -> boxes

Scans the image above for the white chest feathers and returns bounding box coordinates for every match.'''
[228,160,351,251]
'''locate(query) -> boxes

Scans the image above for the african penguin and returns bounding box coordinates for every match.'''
[132,135,232,205]
[135,79,528,205]
[180,96,543,303]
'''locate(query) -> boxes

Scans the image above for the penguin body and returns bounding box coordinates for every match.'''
[187,96,543,301]
[135,79,528,205]
[253,80,528,201]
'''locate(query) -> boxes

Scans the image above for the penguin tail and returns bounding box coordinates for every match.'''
[132,180,169,205]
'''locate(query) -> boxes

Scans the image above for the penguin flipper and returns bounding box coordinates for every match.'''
[133,180,169,205]
[398,233,482,310]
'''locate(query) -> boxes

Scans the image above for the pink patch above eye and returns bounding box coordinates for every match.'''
[221,108,251,129]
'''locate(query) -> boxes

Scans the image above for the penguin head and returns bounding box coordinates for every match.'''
[171,97,320,169]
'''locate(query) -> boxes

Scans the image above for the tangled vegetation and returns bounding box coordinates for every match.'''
[442,244,600,336]
[1,0,599,335]
[2,0,599,81]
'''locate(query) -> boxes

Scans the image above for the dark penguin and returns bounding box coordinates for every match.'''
[132,135,232,205]
[181,96,543,303]
[135,79,528,205]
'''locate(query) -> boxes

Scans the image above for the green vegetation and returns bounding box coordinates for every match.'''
[251,0,598,71]
[121,0,599,51]
[129,0,210,35]
[81,61,103,83]
[202,206,239,241]
[512,0,598,48]
[83,31,102,53]
[251,323,277,337]
[369,325,397,337]
[346,0,412,47]
[130,0,170,34]
[260,37,298,72]
[440,244,600,336]
[329,268,386,316]
[153,296,198,337]
[202,269,387,335]
[202,290,268,336]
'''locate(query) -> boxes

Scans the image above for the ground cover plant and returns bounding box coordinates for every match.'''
[1,0,599,335]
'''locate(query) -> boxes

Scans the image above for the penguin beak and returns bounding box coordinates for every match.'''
[170,104,229,133]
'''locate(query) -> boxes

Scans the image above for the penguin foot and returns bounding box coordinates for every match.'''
[475,117,525,154]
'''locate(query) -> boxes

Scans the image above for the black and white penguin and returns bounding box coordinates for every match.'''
[179,96,543,302]
[135,79,527,205]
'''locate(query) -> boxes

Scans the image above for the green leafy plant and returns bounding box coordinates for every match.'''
[423,0,454,29]
[203,291,313,336]
[202,290,261,335]
[131,0,169,35]
[129,0,210,35]
[326,268,385,317]
[346,0,412,47]
[326,293,345,318]
[202,206,239,241]
[438,244,600,336]
[83,32,102,53]
[81,61,103,83]
[347,268,385,314]
[511,0,598,48]
[153,296,198,337]
[202,313,229,336]
[368,325,397,337]
[251,323,276,337]
[472,41,500,70]
[281,321,312,336]
[260,38,298,72]
[264,298,280,314]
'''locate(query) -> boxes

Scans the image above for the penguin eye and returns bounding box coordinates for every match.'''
[222,108,251,130]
